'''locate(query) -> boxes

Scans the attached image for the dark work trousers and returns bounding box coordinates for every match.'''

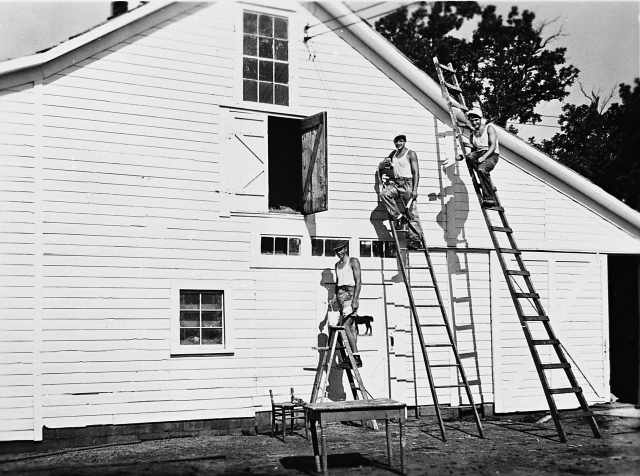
[467,151,499,200]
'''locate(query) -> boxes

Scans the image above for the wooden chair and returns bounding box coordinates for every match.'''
[269,388,308,441]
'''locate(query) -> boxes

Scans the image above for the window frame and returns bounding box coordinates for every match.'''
[234,4,299,112]
[170,280,235,356]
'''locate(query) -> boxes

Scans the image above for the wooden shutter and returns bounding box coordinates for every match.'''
[301,112,328,214]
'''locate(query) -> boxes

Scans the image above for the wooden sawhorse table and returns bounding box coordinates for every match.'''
[306,398,407,475]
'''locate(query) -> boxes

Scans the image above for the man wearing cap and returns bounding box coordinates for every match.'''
[464,107,499,208]
[378,134,423,250]
[329,241,363,368]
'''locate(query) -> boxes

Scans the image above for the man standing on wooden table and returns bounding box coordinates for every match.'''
[329,241,363,368]
[378,134,424,250]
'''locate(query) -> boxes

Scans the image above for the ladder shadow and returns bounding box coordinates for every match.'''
[485,420,564,443]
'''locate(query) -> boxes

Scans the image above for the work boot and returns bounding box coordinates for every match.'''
[393,215,405,230]
[482,199,498,208]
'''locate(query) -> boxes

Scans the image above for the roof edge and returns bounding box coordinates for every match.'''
[316,1,640,236]
[0,1,184,81]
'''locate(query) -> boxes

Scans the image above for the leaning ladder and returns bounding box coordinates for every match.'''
[432,56,601,442]
[386,207,484,441]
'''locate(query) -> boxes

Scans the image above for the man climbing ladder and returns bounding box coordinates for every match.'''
[432,56,601,443]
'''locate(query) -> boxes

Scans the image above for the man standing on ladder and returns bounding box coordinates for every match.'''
[329,242,363,368]
[463,107,500,208]
[378,134,423,250]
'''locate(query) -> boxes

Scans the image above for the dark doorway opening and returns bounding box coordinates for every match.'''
[608,254,639,404]
[268,116,302,212]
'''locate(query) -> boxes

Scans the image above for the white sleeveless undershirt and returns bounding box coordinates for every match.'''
[392,148,413,179]
[336,260,355,287]
[471,123,500,154]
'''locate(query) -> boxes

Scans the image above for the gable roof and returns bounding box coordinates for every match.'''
[1,0,639,239]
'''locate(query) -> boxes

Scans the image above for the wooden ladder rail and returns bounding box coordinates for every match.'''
[431,56,601,442]
[387,216,484,441]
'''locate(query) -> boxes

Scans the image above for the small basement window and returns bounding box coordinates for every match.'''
[360,240,396,258]
[311,238,349,257]
[261,236,301,255]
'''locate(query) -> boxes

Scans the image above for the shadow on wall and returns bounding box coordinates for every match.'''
[429,162,470,247]
[317,268,346,401]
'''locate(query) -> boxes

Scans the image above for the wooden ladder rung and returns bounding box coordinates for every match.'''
[541,363,571,370]
[412,285,436,289]
[492,226,513,233]
[523,315,549,321]
[532,339,560,345]
[424,343,453,348]
[499,248,521,254]
[549,387,582,395]
[507,270,530,276]
[438,62,456,73]
[435,384,467,388]
[415,304,443,308]
[407,265,431,270]
[515,292,540,299]
[429,363,460,368]
[485,205,504,211]
[444,81,462,92]
[421,323,448,327]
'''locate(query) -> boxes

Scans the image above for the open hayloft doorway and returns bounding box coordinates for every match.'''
[608,254,640,405]
[268,116,302,212]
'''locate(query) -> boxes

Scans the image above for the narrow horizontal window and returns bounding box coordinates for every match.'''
[261,236,301,256]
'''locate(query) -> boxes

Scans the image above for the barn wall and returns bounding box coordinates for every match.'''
[0,0,636,442]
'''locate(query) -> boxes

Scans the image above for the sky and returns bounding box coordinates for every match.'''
[0,0,638,142]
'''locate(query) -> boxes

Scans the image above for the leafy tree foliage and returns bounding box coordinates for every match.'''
[535,80,640,210]
[375,2,579,132]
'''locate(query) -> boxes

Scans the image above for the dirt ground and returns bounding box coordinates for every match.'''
[1,403,639,476]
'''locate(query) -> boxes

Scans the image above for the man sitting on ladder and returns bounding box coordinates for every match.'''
[329,242,363,368]
[378,134,424,250]
[463,107,500,208]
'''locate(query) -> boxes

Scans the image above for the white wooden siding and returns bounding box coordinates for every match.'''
[0,82,36,440]
[493,252,608,413]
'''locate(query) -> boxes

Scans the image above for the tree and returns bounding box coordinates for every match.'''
[535,79,640,210]
[375,2,579,132]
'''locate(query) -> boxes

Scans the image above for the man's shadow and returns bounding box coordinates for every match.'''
[428,161,470,245]
[318,268,346,401]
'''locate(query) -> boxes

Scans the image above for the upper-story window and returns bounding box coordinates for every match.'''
[243,11,289,106]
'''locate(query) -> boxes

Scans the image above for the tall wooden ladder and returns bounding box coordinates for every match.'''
[432,56,601,442]
[387,210,484,441]
[310,325,379,429]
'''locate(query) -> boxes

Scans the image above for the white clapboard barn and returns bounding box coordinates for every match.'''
[1,1,639,445]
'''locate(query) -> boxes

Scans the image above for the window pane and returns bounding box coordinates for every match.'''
[180,292,199,309]
[259,82,273,103]
[258,38,273,58]
[261,236,274,254]
[202,311,223,327]
[311,238,324,256]
[274,63,288,84]
[180,328,200,345]
[243,12,257,34]
[360,241,372,257]
[259,15,273,36]
[274,18,288,39]
[180,310,200,328]
[372,241,384,258]
[275,85,289,106]
[259,60,273,82]
[274,39,288,61]
[289,238,300,255]
[274,237,288,255]
[201,292,222,310]
[243,58,258,79]
[243,34,257,56]
[243,80,257,102]
[385,241,397,258]
[202,328,223,345]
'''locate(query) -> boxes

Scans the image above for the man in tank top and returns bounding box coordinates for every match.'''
[328,241,363,368]
[464,107,500,208]
[378,134,424,250]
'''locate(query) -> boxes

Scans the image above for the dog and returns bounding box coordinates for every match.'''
[351,315,374,335]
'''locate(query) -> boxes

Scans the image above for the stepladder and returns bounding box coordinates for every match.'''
[384,198,484,441]
[432,56,601,442]
[310,325,379,429]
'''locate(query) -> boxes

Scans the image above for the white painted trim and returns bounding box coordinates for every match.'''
[32,79,43,441]
[489,250,504,412]
[599,253,611,401]
[170,280,236,356]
